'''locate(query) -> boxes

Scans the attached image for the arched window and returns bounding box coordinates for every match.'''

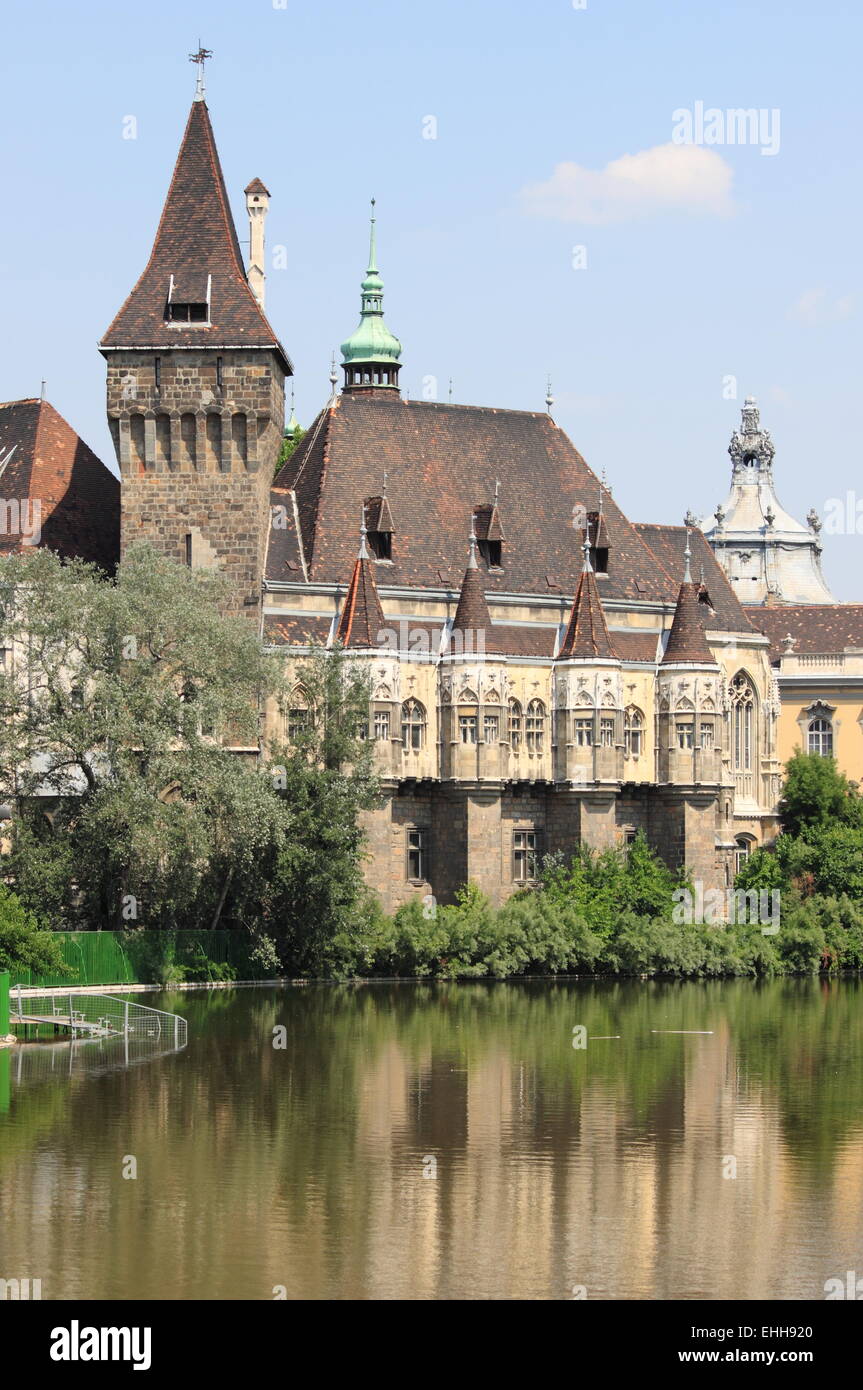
[735,835,752,873]
[508,699,522,752]
[624,706,644,758]
[401,699,426,751]
[730,673,755,771]
[526,699,545,753]
[807,717,833,757]
[286,688,312,743]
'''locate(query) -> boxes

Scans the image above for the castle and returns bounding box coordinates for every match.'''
[11,88,827,912]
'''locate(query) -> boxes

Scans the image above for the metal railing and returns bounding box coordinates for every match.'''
[9,988,187,1049]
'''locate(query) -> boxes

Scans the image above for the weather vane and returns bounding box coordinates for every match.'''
[189,44,213,101]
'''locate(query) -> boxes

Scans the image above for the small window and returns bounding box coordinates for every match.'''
[460,714,478,744]
[287,706,312,742]
[624,706,643,759]
[677,721,695,750]
[184,533,193,567]
[407,828,428,881]
[513,829,539,883]
[600,716,615,747]
[591,547,609,574]
[624,828,638,849]
[483,713,499,743]
[807,717,833,757]
[401,699,425,750]
[700,721,714,750]
[735,836,751,874]
[575,717,592,747]
[374,709,391,742]
[368,530,392,561]
[508,699,522,751]
[167,302,208,323]
[526,699,545,753]
[478,538,502,569]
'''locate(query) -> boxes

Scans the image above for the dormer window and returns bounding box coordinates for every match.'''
[474,501,505,571]
[165,273,211,325]
[585,511,610,573]
[478,538,502,568]
[364,494,395,562]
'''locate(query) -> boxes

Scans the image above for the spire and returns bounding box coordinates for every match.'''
[557,524,617,660]
[661,538,716,666]
[101,98,290,371]
[335,509,387,648]
[189,44,212,103]
[451,517,494,652]
[340,200,402,394]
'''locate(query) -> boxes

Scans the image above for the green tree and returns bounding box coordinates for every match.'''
[778,751,863,839]
[0,885,69,976]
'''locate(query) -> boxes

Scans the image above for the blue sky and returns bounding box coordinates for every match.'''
[1,0,861,596]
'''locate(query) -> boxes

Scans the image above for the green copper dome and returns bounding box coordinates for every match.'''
[341,202,402,387]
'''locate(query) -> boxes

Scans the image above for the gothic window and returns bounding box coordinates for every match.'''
[459,713,478,744]
[677,721,695,750]
[624,706,643,758]
[526,699,546,753]
[513,829,540,883]
[600,716,615,747]
[286,689,312,743]
[700,721,715,750]
[483,713,500,743]
[735,836,752,873]
[373,709,391,742]
[508,699,522,751]
[575,717,592,747]
[401,699,426,750]
[807,717,833,757]
[730,673,756,772]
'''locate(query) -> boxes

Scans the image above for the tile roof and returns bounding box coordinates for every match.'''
[100,101,290,371]
[557,563,618,660]
[755,605,863,662]
[662,581,718,665]
[636,524,754,633]
[452,550,494,649]
[263,614,332,647]
[335,548,387,648]
[0,399,119,571]
[271,396,677,600]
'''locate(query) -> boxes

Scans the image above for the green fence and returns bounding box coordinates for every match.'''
[12,931,273,990]
[0,971,9,1034]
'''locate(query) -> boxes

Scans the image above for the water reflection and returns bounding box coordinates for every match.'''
[1,979,861,1300]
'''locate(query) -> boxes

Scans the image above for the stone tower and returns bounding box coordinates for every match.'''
[100,90,291,616]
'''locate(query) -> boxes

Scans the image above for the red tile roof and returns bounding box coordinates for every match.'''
[0,399,119,571]
[755,605,863,662]
[636,524,754,634]
[335,548,387,648]
[101,102,290,371]
[662,582,717,665]
[272,397,679,600]
[557,563,618,660]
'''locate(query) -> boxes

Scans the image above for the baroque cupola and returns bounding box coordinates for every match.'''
[340,201,402,394]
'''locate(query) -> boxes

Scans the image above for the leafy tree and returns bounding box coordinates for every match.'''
[275,425,305,478]
[778,751,863,840]
[0,885,70,977]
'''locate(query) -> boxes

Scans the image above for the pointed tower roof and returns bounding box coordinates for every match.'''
[451,520,494,652]
[340,200,402,392]
[662,532,717,665]
[101,101,290,371]
[335,513,387,648]
[557,529,617,660]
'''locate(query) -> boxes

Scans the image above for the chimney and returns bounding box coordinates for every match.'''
[244,178,270,310]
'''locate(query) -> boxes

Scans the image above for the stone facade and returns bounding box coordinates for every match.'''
[106,348,285,614]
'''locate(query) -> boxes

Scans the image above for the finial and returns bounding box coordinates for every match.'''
[683,529,692,583]
[329,351,338,394]
[358,503,369,559]
[493,478,501,503]
[582,520,593,573]
[448,378,453,405]
[189,44,213,102]
[40,379,46,401]
[382,469,388,497]
[684,508,698,529]
[545,376,554,413]
[714,503,725,528]
[368,197,378,273]
[468,513,479,569]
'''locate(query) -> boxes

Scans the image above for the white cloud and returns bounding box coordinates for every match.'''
[519,142,734,225]
[787,289,854,325]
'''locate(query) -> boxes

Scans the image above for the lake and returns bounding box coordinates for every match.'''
[1,978,861,1300]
